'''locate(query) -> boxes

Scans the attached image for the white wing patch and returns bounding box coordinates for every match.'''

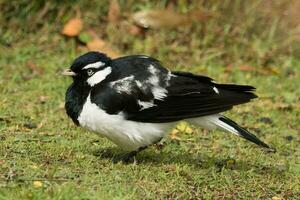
[148,64,158,74]
[146,65,169,101]
[83,61,105,69]
[151,87,168,100]
[135,80,142,87]
[213,86,219,94]
[110,75,135,94]
[137,100,156,110]
[87,67,112,86]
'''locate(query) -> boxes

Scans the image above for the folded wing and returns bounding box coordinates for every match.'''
[90,68,257,123]
[126,71,257,123]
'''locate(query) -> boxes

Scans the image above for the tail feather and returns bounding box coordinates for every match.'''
[216,115,272,149]
[189,114,274,151]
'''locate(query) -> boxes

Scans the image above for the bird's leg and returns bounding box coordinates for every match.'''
[122,146,148,163]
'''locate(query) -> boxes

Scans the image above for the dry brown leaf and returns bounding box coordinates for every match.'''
[132,10,188,28]
[62,18,83,37]
[108,0,120,23]
[132,9,212,29]
[87,39,120,58]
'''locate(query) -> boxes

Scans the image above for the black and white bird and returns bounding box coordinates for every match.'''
[62,51,273,161]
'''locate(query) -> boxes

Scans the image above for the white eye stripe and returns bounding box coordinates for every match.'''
[87,67,112,86]
[83,61,105,70]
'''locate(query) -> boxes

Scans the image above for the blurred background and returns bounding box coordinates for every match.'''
[0,0,299,199]
[1,0,300,68]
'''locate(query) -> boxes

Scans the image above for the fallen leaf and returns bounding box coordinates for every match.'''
[176,122,194,134]
[33,181,43,188]
[185,126,193,134]
[108,0,121,23]
[132,9,212,29]
[170,128,181,140]
[61,18,83,37]
[132,10,188,28]
[177,122,187,132]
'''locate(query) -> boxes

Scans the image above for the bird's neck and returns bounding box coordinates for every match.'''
[65,80,91,125]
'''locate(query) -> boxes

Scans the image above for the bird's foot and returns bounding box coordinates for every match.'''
[120,146,148,164]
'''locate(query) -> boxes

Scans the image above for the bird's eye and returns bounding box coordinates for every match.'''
[87,69,94,76]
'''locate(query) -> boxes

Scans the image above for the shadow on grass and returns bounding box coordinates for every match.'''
[91,146,281,175]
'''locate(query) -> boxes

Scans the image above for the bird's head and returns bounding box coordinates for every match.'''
[62,51,112,86]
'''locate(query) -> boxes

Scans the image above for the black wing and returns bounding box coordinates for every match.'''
[125,71,257,122]
[90,56,257,123]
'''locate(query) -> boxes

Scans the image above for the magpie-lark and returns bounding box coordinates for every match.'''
[62,51,273,162]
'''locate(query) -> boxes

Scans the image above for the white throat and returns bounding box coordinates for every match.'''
[87,67,112,86]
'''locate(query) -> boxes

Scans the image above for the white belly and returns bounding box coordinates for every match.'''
[78,95,175,151]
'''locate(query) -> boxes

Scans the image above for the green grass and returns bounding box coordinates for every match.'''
[1,1,300,199]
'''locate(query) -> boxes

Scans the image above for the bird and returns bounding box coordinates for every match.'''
[62,51,274,162]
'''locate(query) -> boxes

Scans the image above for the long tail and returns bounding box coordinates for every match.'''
[190,115,274,150]
[217,115,272,148]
